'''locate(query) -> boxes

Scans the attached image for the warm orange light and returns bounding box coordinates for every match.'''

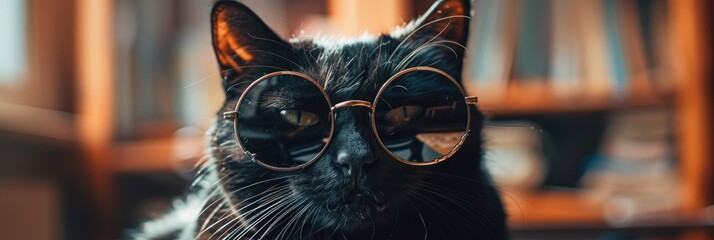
[216,19,254,69]
[328,0,410,36]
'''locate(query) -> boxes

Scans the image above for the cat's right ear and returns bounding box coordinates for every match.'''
[211,1,292,87]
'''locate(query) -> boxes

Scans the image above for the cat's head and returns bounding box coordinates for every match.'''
[207,0,484,233]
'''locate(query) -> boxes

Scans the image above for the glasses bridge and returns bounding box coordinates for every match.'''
[331,100,374,111]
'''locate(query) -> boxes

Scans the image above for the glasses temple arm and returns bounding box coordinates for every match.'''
[223,111,238,120]
[465,96,478,105]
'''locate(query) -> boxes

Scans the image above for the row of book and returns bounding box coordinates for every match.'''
[483,109,677,224]
[581,109,677,225]
[464,0,672,101]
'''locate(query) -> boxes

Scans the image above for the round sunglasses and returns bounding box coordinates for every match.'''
[222,66,478,171]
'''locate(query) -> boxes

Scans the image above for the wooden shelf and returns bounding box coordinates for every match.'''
[503,190,604,228]
[475,81,675,117]
[504,190,714,232]
[112,137,203,172]
[0,101,77,141]
[481,96,671,117]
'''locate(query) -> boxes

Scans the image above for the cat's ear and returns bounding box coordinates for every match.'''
[404,0,471,52]
[211,1,293,84]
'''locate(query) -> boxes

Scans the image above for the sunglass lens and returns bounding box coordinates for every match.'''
[236,74,331,169]
[374,70,469,164]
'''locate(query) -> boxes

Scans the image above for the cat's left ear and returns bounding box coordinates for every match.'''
[403,0,471,54]
[211,1,293,82]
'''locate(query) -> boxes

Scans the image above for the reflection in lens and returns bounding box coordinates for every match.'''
[236,74,331,169]
[374,70,468,163]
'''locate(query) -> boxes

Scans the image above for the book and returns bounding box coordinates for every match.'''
[512,0,551,82]
[581,109,678,225]
[617,0,653,98]
[549,0,582,100]
[574,0,613,101]
[604,0,629,100]
[636,0,673,92]
[464,0,518,102]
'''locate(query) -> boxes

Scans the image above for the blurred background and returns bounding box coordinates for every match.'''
[0,0,711,239]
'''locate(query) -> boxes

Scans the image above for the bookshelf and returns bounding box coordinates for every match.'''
[459,0,713,238]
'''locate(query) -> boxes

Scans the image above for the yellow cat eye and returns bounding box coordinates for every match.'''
[223,66,478,171]
[279,109,320,126]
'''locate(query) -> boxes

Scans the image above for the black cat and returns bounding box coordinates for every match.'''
[134,0,508,239]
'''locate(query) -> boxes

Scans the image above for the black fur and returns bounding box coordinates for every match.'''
[134,0,508,239]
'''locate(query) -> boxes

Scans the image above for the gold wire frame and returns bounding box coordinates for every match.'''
[230,71,335,171]
[224,66,478,171]
[372,66,474,166]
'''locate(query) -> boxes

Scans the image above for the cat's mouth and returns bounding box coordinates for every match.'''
[327,191,387,212]
[323,190,388,229]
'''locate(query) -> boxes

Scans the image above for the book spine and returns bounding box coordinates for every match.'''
[604,0,629,100]
[512,0,551,82]
[464,0,516,101]
[575,0,612,101]
[549,0,581,99]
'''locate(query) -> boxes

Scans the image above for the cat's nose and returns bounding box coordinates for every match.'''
[334,149,375,178]
[329,108,375,179]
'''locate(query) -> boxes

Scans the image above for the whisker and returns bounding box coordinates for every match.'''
[407,189,468,239]
[274,199,312,240]
[409,201,428,240]
[415,181,502,224]
[248,49,307,72]
[418,171,527,204]
[182,74,218,89]
[368,38,388,82]
[393,18,454,72]
[395,40,467,72]
[387,15,470,65]
[231,188,297,235]
[230,193,300,239]
[213,188,293,239]
[410,179,505,239]
[198,182,291,237]
[224,65,290,91]
[247,32,293,50]
[197,197,227,235]
[196,175,292,219]
[298,202,316,239]
[254,197,306,239]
